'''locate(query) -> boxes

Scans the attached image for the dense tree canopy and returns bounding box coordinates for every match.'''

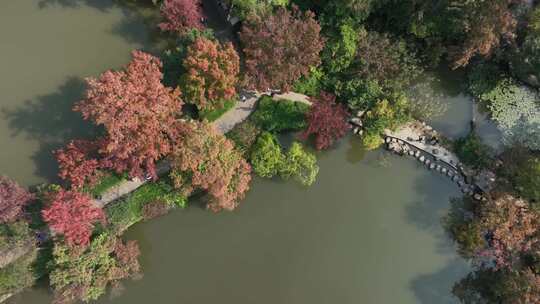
[448,0,517,69]
[55,139,102,190]
[0,176,33,223]
[515,157,540,203]
[361,95,410,149]
[158,0,204,34]
[240,6,324,91]
[351,30,421,90]
[446,194,540,303]
[229,0,289,20]
[181,37,240,112]
[301,92,349,150]
[169,121,251,212]
[250,132,319,186]
[49,233,141,304]
[42,190,105,247]
[74,50,183,180]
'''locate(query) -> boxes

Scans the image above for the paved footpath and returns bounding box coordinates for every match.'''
[93,91,263,208]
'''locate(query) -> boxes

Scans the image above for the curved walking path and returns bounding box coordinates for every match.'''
[93,91,263,208]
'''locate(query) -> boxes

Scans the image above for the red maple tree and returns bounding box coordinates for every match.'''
[55,139,102,190]
[239,5,324,92]
[42,189,105,247]
[0,176,34,223]
[301,92,350,150]
[182,37,240,111]
[74,50,183,180]
[169,121,252,212]
[159,0,204,34]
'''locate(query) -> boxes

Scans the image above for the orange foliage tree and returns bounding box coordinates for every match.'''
[169,121,251,212]
[54,139,102,190]
[181,37,240,111]
[0,176,34,223]
[449,0,517,68]
[240,6,324,92]
[42,189,105,247]
[74,50,183,180]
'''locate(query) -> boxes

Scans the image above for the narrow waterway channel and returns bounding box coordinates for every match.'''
[1,1,472,303]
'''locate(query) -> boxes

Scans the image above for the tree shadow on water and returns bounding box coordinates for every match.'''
[410,258,470,304]
[1,77,97,183]
[404,162,463,255]
[38,0,157,49]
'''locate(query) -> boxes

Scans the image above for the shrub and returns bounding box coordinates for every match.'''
[0,176,34,224]
[83,172,126,198]
[251,96,309,132]
[361,131,384,150]
[280,142,319,186]
[142,201,171,221]
[227,120,262,157]
[453,131,492,169]
[361,96,410,150]
[199,99,235,122]
[105,181,185,234]
[293,67,324,96]
[250,132,284,178]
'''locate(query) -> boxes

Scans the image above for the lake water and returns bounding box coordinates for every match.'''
[0,0,155,187]
[2,1,470,303]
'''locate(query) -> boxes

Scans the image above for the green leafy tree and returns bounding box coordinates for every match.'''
[321,20,360,74]
[453,131,492,170]
[361,95,410,150]
[250,132,284,178]
[280,142,319,186]
[230,0,289,20]
[49,233,141,303]
[351,30,421,90]
[331,78,383,111]
[515,157,540,203]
